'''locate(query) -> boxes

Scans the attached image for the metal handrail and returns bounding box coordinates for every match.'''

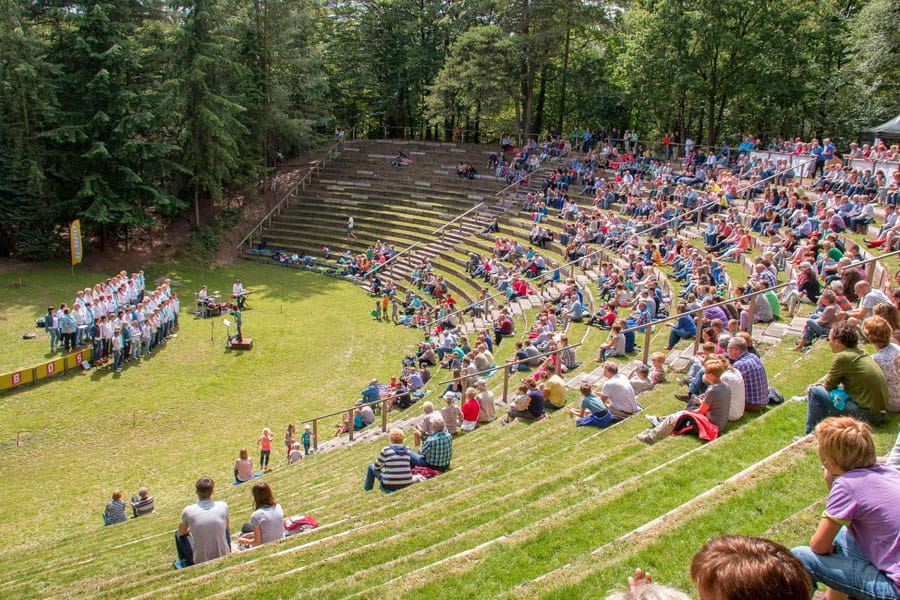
[436,342,584,386]
[235,138,345,251]
[421,247,608,330]
[362,202,485,278]
[648,156,818,235]
[618,247,900,364]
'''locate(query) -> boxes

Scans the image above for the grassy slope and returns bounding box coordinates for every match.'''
[0,261,421,547]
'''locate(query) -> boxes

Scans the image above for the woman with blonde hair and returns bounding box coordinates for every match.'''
[257,427,274,470]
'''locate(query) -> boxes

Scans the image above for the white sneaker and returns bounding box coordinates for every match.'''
[790,395,807,403]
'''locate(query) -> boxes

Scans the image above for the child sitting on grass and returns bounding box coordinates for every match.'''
[649,352,667,385]
[596,322,625,362]
[791,417,900,600]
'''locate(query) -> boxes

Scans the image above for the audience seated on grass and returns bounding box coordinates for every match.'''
[597,321,626,362]
[792,289,842,351]
[600,361,641,420]
[474,379,496,423]
[409,416,452,472]
[363,429,414,493]
[130,487,155,517]
[539,365,567,410]
[177,476,229,567]
[638,356,731,444]
[692,536,812,600]
[606,534,812,600]
[288,442,303,464]
[237,482,285,548]
[726,336,769,413]
[791,417,900,600]
[569,384,613,428]
[803,321,888,434]
[503,380,546,424]
[460,387,481,431]
[861,316,900,413]
[873,301,900,344]
[628,364,655,394]
[102,490,128,526]
[234,448,254,484]
[414,401,437,447]
[440,392,464,434]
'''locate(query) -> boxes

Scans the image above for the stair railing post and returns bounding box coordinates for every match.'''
[502,360,510,404]
[643,326,652,365]
[693,315,704,354]
[746,295,755,336]
[312,420,318,451]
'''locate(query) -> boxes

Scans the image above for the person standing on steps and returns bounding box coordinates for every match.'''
[257,428,274,471]
[347,215,356,238]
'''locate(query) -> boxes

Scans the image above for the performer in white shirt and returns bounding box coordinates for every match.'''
[232,279,251,308]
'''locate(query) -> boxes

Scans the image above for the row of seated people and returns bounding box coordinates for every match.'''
[335,135,900,586]
[602,419,900,600]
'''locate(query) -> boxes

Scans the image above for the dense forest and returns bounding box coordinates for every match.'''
[1,0,897,259]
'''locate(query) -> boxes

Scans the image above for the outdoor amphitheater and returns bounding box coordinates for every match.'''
[0,133,898,600]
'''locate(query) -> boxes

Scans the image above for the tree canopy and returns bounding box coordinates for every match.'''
[0,0,895,257]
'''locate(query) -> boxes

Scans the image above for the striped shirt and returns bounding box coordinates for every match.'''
[374,445,414,487]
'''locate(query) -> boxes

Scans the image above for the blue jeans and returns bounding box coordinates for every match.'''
[363,463,404,493]
[688,369,707,397]
[667,327,693,348]
[792,528,900,600]
[802,319,830,343]
[805,385,863,434]
[363,463,381,491]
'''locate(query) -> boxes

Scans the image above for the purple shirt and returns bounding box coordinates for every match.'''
[824,464,900,589]
[704,306,729,324]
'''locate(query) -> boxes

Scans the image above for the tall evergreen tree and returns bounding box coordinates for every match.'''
[172,0,248,225]
[47,0,185,244]
[0,0,59,258]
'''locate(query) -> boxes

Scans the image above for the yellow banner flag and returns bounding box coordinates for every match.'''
[69,219,83,266]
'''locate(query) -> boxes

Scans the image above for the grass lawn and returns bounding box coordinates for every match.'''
[0,260,421,547]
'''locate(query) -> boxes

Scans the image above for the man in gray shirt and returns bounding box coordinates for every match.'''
[179,476,230,565]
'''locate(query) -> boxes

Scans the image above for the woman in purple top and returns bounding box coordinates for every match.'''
[791,417,900,600]
[703,302,729,325]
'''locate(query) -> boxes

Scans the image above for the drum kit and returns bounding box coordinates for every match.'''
[195,290,231,317]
